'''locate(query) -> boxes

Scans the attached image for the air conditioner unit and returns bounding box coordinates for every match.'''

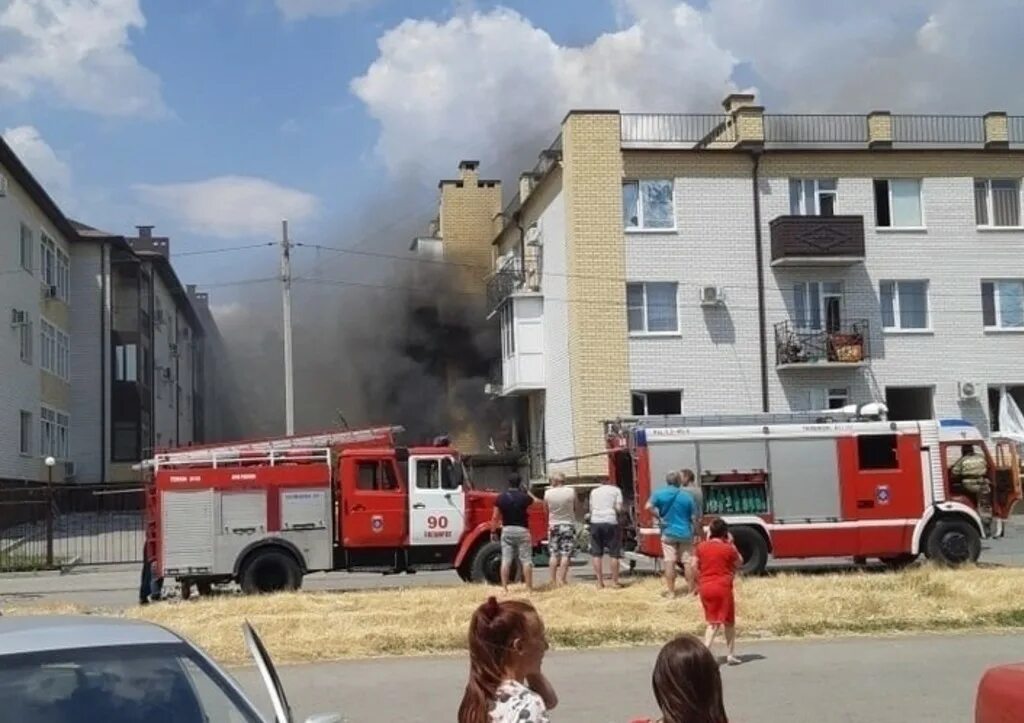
[958,381,979,400]
[0,173,8,196]
[10,309,27,326]
[699,286,725,306]
[63,461,76,480]
[44,285,57,299]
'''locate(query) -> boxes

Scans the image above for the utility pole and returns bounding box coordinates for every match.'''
[280,219,295,436]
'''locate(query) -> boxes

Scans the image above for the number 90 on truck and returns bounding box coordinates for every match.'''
[142,426,548,595]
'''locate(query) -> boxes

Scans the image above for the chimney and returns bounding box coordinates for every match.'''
[136,225,154,238]
[722,92,763,146]
[519,172,535,205]
[458,160,480,187]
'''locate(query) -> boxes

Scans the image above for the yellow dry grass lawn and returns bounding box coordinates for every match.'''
[10,566,1024,666]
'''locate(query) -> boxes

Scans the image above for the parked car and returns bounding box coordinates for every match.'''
[0,615,340,723]
[975,662,1024,722]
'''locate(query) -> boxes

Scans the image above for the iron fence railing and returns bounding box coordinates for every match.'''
[891,115,986,144]
[621,113,735,144]
[486,264,521,313]
[1009,116,1024,144]
[774,319,870,366]
[763,114,868,143]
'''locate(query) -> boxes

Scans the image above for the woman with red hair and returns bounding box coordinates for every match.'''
[458,597,559,722]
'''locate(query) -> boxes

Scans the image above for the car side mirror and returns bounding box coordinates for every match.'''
[305,715,344,723]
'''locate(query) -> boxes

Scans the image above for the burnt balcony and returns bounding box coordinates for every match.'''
[769,215,865,267]
[486,265,521,316]
[775,319,870,369]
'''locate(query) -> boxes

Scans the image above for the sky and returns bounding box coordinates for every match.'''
[2,0,1023,315]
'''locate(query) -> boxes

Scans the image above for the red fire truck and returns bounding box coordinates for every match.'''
[606,412,1021,573]
[143,426,547,595]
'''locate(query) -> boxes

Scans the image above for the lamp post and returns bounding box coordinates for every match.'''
[44,456,56,567]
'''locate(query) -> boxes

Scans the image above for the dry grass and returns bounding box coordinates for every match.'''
[7,566,1024,666]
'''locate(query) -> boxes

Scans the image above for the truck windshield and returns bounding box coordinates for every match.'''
[441,457,462,490]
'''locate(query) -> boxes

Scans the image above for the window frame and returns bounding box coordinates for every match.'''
[792,280,844,332]
[630,390,683,416]
[19,223,33,273]
[981,279,1024,331]
[789,178,838,216]
[18,317,32,364]
[879,279,932,333]
[626,282,680,336]
[19,411,32,456]
[39,405,69,460]
[874,178,925,230]
[857,434,900,471]
[974,178,1023,229]
[622,179,676,232]
[40,318,70,380]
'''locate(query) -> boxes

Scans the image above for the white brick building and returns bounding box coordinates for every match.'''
[476,95,1024,480]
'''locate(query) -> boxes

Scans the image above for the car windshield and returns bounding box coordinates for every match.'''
[0,642,263,723]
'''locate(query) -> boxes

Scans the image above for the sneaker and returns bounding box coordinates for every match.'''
[726,655,741,666]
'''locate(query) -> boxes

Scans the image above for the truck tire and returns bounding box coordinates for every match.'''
[731,526,769,576]
[925,518,981,566]
[469,540,505,585]
[240,548,303,594]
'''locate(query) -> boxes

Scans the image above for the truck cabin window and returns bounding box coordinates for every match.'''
[416,458,460,490]
[357,461,400,491]
[858,434,899,470]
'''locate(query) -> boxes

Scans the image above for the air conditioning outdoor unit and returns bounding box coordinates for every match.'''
[700,286,725,306]
[958,381,979,400]
[10,309,27,326]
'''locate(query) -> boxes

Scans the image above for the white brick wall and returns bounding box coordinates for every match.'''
[69,242,108,482]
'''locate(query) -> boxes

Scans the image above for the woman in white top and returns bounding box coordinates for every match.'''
[458,597,559,723]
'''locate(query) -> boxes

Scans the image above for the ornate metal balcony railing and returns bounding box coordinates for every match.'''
[775,319,870,367]
[486,263,522,314]
[769,215,866,266]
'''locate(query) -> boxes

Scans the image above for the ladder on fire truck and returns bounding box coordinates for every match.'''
[607,403,890,432]
[147,425,404,469]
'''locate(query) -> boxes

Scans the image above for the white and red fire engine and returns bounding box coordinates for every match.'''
[606,410,1021,573]
[143,426,546,595]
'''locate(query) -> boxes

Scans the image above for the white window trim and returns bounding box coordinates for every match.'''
[792,281,844,332]
[39,317,70,381]
[876,178,926,231]
[631,390,683,416]
[627,282,681,337]
[880,280,932,333]
[790,178,838,215]
[983,278,1024,332]
[39,404,70,461]
[623,179,677,233]
[975,178,1024,230]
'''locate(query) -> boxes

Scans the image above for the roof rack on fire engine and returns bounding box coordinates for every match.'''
[146,425,404,468]
[607,404,889,432]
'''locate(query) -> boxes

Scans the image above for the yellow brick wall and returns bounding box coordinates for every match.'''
[562,112,629,478]
[984,113,1009,144]
[867,113,893,144]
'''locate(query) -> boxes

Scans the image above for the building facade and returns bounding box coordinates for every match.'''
[481,94,1024,479]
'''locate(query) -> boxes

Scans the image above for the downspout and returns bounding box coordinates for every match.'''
[100,243,107,482]
[750,149,769,413]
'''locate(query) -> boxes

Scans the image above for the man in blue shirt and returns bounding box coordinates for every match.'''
[646,469,700,597]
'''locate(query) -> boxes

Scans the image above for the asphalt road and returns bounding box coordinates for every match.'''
[231,632,1023,722]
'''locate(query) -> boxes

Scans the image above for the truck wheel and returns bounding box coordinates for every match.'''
[240,549,303,594]
[925,518,981,566]
[469,541,505,585]
[196,579,214,596]
[731,526,769,576]
[179,578,193,600]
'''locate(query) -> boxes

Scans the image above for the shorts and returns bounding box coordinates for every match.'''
[662,537,694,566]
[548,523,576,559]
[501,526,533,566]
[589,522,622,559]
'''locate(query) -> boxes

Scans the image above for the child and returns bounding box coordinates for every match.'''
[695,518,741,665]
[631,634,729,723]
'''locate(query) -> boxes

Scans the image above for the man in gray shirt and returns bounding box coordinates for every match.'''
[543,472,579,587]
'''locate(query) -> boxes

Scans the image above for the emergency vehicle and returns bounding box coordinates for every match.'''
[606,409,1021,573]
[143,426,547,595]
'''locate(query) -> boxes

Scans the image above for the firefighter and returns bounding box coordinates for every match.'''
[951,444,992,533]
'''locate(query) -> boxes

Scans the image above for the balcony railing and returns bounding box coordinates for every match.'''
[1009,117,1024,145]
[486,263,521,314]
[891,115,985,144]
[763,115,868,144]
[775,319,870,368]
[769,215,866,266]
[621,114,735,145]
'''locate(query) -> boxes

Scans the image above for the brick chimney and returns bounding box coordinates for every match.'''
[136,225,154,238]
[722,93,764,146]
[519,172,535,205]
[127,225,170,257]
[458,160,480,187]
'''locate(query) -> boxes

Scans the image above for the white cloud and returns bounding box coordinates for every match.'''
[0,0,166,117]
[275,0,376,20]
[134,176,319,240]
[2,125,72,203]
[352,0,1024,181]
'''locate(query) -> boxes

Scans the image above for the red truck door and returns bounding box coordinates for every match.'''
[338,451,407,548]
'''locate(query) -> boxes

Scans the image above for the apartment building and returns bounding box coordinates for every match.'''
[475,94,1024,480]
[0,137,77,482]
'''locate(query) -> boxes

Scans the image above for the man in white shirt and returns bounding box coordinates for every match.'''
[543,472,579,587]
[588,479,624,588]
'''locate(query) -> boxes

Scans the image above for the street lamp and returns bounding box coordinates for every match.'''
[44,456,56,566]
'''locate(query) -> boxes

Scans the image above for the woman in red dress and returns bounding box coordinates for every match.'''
[695,518,741,665]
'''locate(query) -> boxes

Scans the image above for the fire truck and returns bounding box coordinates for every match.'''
[605,410,1021,573]
[143,426,547,595]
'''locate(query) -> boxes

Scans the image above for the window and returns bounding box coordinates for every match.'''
[114,344,138,381]
[809,387,850,410]
[112,421,139,461]
[357,461,381,490]
[19,223,33,272]
[416,459,440,490]
[873,179,923,228]
[626,282,679,334]
[981,280,1024,330]
[19,411,32,455]
[40,407,69,459]
[975,179,1021,227]
[622,180,675,230]
[880,280,930,330]
[56,247,69,301]
[501,303,515,358]
[792,281,843,331]
[18,317,32,363]
[857,434,899,470]
[40,320,69,380]
[789,179,837,216]
[631,391,682,416]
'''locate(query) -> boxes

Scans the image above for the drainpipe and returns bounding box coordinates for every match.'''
[100,243,107,482]
[750,149,769,413]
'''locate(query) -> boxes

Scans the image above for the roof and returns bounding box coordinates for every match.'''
[0,616,182,656]
[0,136,78,241]
[69,219,133,251]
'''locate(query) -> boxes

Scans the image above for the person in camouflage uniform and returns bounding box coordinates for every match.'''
[951,444,992,533]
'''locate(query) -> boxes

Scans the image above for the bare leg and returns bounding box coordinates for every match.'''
[500,561,511,592]
[725,624,739,664]
[523,563,534,592]
[592,556,605,588]
[704,623,719,650]
[549,556,560,586]
[610,557,620,587]
[558,557,571,585]
[683,559,696,595]
[664,560,677,596]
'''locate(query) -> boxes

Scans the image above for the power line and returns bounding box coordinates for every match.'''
[173,242,275,257]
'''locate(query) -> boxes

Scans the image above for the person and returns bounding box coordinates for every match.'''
[458,596,558,723]
[951,444,992,531]
[646,471,700,597]
[588,478,624,588]
[680,468,703,518]
[491,474,536,592]
[630,634,729,723]
[138,539,163,605]
[695,518,742,665]
[543,472,578,587]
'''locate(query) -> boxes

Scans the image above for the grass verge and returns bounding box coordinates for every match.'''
[6,566,1024,666]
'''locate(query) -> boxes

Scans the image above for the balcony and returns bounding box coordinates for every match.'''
[775,319,870,369]
[486,265,521,315]
[770,215,866,267]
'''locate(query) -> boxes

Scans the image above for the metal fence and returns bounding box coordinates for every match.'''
[621,113,735,144]
[0,482,145,572]
[1009,116,1024,144]
[891,115,986,144]
[763,114,868,144]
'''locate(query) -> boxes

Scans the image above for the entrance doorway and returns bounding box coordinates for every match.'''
[885,386,935,421]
